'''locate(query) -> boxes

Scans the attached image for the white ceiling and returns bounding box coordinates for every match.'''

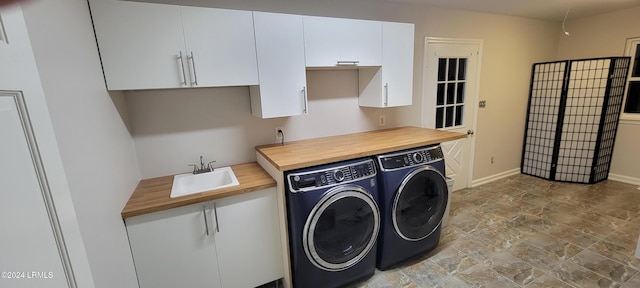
[386,0,640,21]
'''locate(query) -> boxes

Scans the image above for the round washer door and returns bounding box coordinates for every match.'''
[392,166,448,241]
[303,185,380,271]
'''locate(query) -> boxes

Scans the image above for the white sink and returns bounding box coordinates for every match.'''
[170,166,239,198]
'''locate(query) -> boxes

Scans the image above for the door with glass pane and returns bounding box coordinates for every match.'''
[423,38,480,190]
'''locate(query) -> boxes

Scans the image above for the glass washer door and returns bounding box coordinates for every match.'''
[392,166,448,241]
[303,185,380,271]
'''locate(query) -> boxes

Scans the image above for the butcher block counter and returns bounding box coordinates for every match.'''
[256,126,466,171]
[121,162,276,218]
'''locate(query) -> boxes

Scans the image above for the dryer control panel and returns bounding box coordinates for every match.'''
[378,145,444,171]
[287,159,376,192]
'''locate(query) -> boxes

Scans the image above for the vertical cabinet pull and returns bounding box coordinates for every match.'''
[384,83,389,107]
[213,202,220,232]
[178,51,187,86]
[202,205,209,236]
[188,51,198,86]
[302,87,308,114]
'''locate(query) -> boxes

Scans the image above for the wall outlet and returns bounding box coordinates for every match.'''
[275,127,284,143]
[379,115,386,126]
[491,156,495,164]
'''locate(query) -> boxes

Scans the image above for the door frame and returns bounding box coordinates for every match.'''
[421,37,483,189]
[1,91,78,287]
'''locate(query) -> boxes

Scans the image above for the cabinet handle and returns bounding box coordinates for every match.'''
[337,60,359,66]
[302,87,308,114]
[384,83,389,107]
[188,51,198,86]
[213,202,220,233]
[178,51,187,86]
[202,205,209,236]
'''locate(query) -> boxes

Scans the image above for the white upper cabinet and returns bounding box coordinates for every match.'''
[90,0,258,90]
[303,16,382,67]
[250,12,307,118]
[180,6,258,87]
[91,0,186,90]
[359,22,414,107]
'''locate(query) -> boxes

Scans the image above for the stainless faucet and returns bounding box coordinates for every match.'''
[189,156,216,174]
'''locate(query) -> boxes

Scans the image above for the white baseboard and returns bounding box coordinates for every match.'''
[607,173,640,186]
[471,168,521,187]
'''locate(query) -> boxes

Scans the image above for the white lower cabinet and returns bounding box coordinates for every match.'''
[125,188,283,288]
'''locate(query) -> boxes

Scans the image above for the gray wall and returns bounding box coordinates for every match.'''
[22,0,141,287]
[557,6,640,182]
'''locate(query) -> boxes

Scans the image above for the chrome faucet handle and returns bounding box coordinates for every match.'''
[200,156,205,170]
[188,164,198,174]
[207,160,216,171]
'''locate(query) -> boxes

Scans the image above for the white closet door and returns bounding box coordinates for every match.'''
[0,94,68,288]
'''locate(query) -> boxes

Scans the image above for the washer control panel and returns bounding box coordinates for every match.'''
[378,145,444,171]
[288,159,376,192]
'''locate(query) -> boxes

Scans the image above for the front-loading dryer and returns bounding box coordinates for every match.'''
[374,144,448,270]
[285,158,380,288]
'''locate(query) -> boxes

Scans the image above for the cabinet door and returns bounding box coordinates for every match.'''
[214,188,284,288]
[303,16,382,67]
[126,203,221,288]
[181,7,259,87]
[382,22,414,107]
[358,22,414,107]
[251,12,307,118]
[90,0,187,90]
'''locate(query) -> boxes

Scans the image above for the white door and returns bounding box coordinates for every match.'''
[422,38,481,191]
[1,92,68,288]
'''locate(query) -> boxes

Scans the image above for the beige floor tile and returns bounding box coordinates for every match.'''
[507,242,564,271]
[427,246,478,276]
[525,273,576,288]
[551,260,621,288]
[485,251,545,285]
[458,263,521,287]
[570,250,638,284]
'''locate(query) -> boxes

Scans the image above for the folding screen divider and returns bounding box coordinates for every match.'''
[521,57,631,184]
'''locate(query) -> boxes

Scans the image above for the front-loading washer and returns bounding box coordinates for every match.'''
[285,158,380,288]
[374,144,448,270]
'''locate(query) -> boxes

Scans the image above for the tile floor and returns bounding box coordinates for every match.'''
[351,174,640,288]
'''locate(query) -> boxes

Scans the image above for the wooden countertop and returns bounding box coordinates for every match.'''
[121,162,276,218]
[256,126,466,171]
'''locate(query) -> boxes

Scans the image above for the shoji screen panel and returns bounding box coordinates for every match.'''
[521,57,631,184]
[521,61,566,179]
[592,57,631,182]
